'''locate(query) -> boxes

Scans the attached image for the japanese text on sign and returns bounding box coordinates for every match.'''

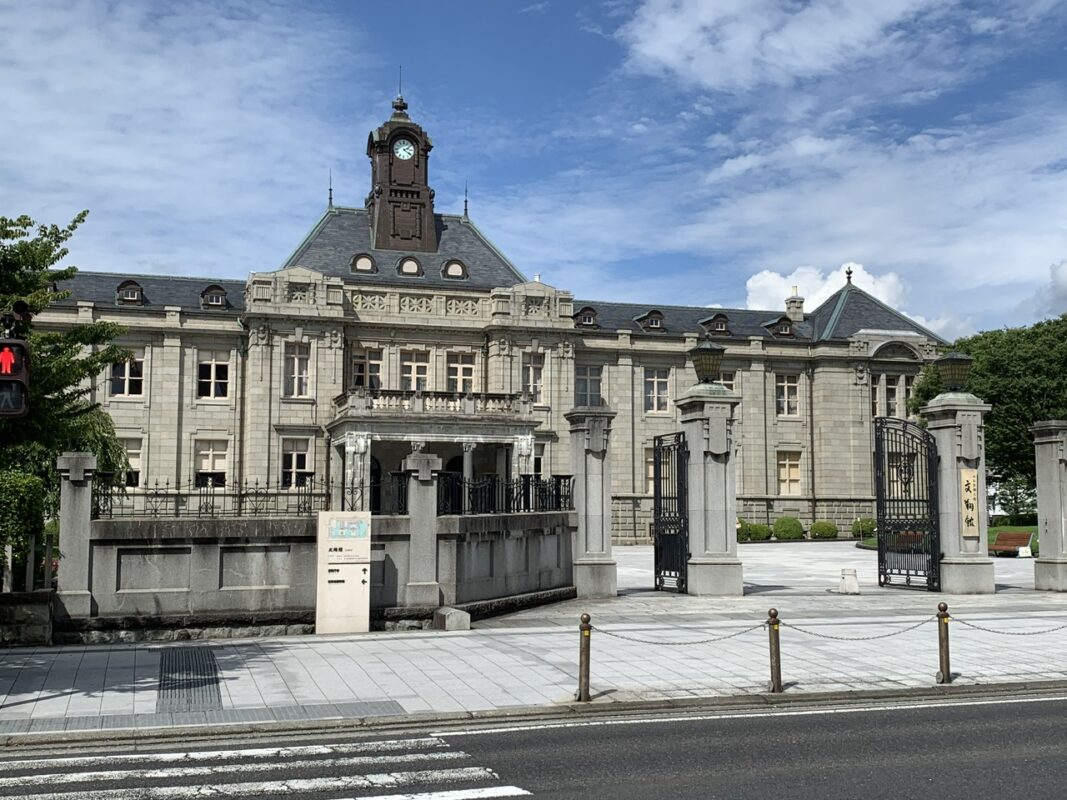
[960,468,980,539]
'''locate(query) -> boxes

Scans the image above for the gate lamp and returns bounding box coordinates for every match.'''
[935,351,972,392]
[689,338,726,384]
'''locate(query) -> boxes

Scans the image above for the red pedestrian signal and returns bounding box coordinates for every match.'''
[0,340,29,418]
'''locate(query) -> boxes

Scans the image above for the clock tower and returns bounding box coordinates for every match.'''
[365,95,439,253]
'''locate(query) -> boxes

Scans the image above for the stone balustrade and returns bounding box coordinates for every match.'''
[333,388,530,417]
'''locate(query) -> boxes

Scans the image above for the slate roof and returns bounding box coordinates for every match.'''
[281,207,527,290]
[808,283,947,344]
[573,300,813,339]
[53,272,246,313]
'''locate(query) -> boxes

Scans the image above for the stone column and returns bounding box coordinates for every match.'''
[565,406,618,598]
[921,393,995,593]
[461,442,475,513]
[55,452,97,619]
[676,383,743,595]
[1032,421,1067,590]
[402,447,442,608]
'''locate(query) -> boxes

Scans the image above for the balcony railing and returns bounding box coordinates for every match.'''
[437,473,574,515]
[333,387,529,416]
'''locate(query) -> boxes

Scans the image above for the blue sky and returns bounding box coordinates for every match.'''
[2,0,1066,337]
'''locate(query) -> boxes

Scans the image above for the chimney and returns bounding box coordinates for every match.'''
[786,285,804,322]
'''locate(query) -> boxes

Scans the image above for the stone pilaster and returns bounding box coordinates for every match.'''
[921,392,995,594]
[55,452,97,619]
[676,383,743,596]
[401,448,442,607]
[1032,421,1067,591]
[565,405,618,598]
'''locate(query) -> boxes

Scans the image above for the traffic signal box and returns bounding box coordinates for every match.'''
[0,340,29,418]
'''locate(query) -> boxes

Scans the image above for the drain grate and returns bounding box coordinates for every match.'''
[156,647,223,713]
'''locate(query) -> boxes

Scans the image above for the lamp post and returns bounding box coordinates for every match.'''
[935,351,972,392]
[688,338,726,385]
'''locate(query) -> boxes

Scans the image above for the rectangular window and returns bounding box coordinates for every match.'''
[351,348,382,390]
[533,443,545,477]
[281,438,313,488]
[522,353,544,403]
[871,375,880,418]
[447,353,476,394]
[886,375,899,418]
[575,365,603,406]
[401,350,430,391]
[110,349,144,397]
[644,368,670,412]
[777,451,802,496]
[194,439,228,488]
[121,437,142,488]
[284,343,310,397]
[775,374,799,416]
[718,370,736,392]
[904,375,915,415]
[197,350,229,399]
[644,448,656,494]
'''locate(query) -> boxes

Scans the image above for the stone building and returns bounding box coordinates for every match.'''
[39,98,945,541]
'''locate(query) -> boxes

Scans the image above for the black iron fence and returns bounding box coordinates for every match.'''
[339,472,408,515]
[92,477,332,519]
[437,473,574,515]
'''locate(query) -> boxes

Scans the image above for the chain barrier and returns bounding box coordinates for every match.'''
[590,622,765,646]
[779,615,937,641]
[951,616,1067,637]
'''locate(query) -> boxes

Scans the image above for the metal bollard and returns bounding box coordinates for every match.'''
[936,602,952,684]
[767,608,783,693]
[577,613,592,702]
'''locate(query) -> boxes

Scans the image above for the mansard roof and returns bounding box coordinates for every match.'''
[281,207,527,291]
[573,300,815,340]
[54,271,247,313]
[808,282,947,344]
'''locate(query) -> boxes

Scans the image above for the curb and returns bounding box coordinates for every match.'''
[5,679,1067,750]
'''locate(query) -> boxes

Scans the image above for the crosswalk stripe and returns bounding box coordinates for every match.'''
[0,737,447,771]
[14,766,501,800]
[0,750,468,789]
[352,788,533,799]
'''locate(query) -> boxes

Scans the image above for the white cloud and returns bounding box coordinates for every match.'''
[1030,259,1067,316]
[745,263,904,311]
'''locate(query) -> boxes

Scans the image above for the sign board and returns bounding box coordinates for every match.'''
[960,468,980,539]
[315,511,372,634]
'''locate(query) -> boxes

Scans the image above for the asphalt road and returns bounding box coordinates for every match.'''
[3,695,1067,799]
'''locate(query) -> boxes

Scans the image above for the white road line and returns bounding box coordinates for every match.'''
[0,751,468,789]
[15,767,499,800]
[0,737,447,771]
[351,788,532,799]
[438,694,1067,737]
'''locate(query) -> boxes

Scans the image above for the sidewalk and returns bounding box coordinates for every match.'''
[4,542,1067,737]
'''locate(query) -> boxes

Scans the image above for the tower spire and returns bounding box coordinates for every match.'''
[845,266,853,284]
[328,169,333,209]
[463,180,469,219]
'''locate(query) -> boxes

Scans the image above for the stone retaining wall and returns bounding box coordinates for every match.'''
[0,591,53,646]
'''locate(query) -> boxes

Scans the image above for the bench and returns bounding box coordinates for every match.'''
[988,531,1034,557]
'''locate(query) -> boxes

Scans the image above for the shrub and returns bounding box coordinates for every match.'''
[0,471,46,568]
[810,520,839,539]
[773,516,805,540]
[747,523,772,541]
[736,517,750,542]
[851,517,876,539]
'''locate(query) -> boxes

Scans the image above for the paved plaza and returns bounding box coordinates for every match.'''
[3,542,1067,736]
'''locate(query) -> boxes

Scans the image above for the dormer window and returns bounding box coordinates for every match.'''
[778,323,791,335]
[117,281,142,305]
[635,310,666,332]
[582,314,595,325]
[574,307,599,328]
[442,260,467,279]
[201,285,227,309]
[398,257,423,276]
[701,313,730,335]
[351,254,377,273]
[715,320,727,332]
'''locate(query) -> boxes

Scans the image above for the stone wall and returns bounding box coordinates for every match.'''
[0,591,53,646]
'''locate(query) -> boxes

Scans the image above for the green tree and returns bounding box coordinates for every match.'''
[910,315,1067,493]
[0,212,128,515]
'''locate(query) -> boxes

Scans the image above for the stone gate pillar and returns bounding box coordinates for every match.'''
[565,406,618,598]
[921,393,995,593]
[676,383,743,595]
[402,448,442,607]
[55,452,97,619]
[1032,421,1067,591]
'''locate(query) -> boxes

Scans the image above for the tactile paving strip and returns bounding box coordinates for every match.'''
[156,647,223,713]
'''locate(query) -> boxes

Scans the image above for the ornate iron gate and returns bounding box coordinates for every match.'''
[653,432,689,592]
[874,417,941,591]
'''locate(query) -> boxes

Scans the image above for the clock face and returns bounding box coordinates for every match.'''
[392,139,415,160]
